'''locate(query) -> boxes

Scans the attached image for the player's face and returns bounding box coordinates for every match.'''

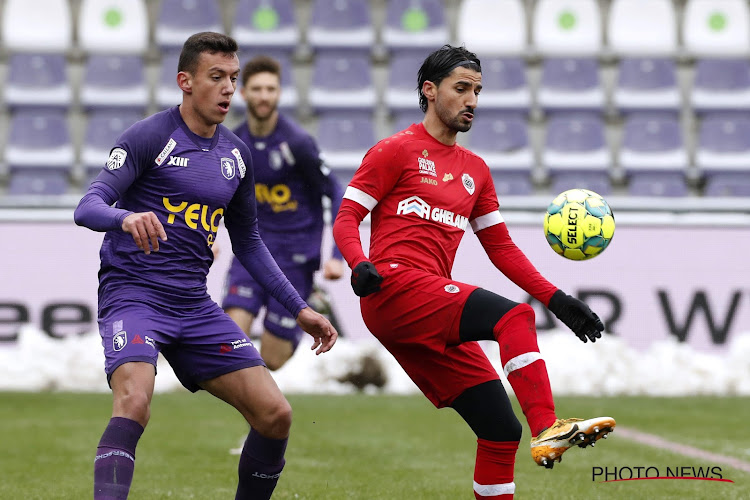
[242,72,280,121]
[185,51,240,126]
[433,67,482,133]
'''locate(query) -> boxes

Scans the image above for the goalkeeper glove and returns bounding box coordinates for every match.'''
[350,261,383,297]
[547,290,604,343]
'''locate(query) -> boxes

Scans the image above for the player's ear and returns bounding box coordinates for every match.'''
[176,71,192,94]
[422,80,437,102]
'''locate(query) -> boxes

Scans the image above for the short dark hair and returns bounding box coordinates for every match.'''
[178,32,239,75]
[241,55,282,87]
[417,45,481,112]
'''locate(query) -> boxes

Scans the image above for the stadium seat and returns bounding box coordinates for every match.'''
[477,57,531,113]
[77,0,149,54]
[80,55,149,112]
[542,114,610,174]
[308,52,376,114]
[7,171,70,196]
[613,58,680,114]
[455,0,527,56]
[537,58,604,114]
[704,172,750,197]
[231,51,298,115]
[384,51,430,114]
[4,53,72,110]
[695,114,750,173]
[491,172,535,196]
[690,59,750,114]
[232,0,300,53]
[532,0,602,56]
[382,0,449,53]
[683,0,750,57]
[465,113,534,173]
[549,172,612,196]
[619,114,687,172]
[82,110,142,183]
[317,113,375,183]
[628,172,688,197]
[391,110,425,134]
[154,0,223,49]
[156,51,183,110]
[608,0,677,56]
[2,0,72,52]
[307,0,374,53]
[5,110,74,170]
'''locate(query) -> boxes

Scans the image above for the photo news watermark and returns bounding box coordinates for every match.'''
[593,466,735,483]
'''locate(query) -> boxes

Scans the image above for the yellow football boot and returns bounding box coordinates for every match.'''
[531,416,616,469]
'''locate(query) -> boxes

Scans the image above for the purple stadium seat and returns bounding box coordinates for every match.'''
[80,55,148,111]
[391,110,425,134]
[384,51,430,113]
[467,113,533,172]
[82,110,142,181]
[695,114,750,173]
[550,172,612,196]
[5,110,74,171]
[543,114,610,173]
[156,51,182,110]
[382,0,448,52]
[538,58,604,114]
[307,0,374,53]
[154,0,223,49]
[619,114,687,172]
[492,172,534,196]
[232,0,299,52]
[308,52,376,113]
[628,172,688,197]
[614,58,680,114]
[231,51,298,115]
[8,170,70,195]
[691,59,750,114]
[704,173,750,197]
[317,113,375,173]
[4,53,71,110]
[478,57,531,113]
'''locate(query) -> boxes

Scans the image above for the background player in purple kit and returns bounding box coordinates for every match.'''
[222,55,345,371]
[74,32,337,500]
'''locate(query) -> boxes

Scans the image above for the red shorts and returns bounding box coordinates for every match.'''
[361,263,500,408]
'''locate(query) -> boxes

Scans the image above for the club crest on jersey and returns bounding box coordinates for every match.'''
[107,148,127,170]
[418,156,437,177]
[444,284,460,294]
[221,158,236,180]
[462,173,475,195]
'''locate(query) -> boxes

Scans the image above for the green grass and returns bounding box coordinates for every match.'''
[1,392,748,499]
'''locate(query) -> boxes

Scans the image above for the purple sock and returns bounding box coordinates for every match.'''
[235,429,288,500]
[94,417,144,500]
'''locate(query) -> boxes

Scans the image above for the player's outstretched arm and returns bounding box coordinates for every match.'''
[122,212,168,255]
[296,307,338,354]
[547,290,604,343]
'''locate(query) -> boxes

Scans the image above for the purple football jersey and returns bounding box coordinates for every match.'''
[232,114,344,265]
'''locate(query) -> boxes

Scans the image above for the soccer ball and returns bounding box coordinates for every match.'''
[543,189,615,260]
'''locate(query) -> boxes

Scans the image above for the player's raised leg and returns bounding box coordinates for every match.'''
[201,366,291,500]
[94,361,154,500]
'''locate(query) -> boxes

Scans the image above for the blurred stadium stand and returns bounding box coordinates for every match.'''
[1,0,750,206]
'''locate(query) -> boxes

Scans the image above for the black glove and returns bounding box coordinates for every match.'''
[547,290,604,343]
[350,261,383,297]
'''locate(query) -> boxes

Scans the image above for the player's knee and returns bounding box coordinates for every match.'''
[255,399,293,438]
[506,303,536,334]
[113,391,152,427]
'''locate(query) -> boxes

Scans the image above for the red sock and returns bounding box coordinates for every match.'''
[473,439,518,499]
[493,304,556,436]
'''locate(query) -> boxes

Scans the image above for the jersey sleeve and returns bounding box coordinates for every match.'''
[468,161,502,232]
[91,121,156,198]
[343,141,402,210]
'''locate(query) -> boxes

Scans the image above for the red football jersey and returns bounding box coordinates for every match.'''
[344,123,504,278]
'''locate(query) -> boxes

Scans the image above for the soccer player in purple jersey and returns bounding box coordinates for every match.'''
[222,55,345,371]
[74,32,337,500]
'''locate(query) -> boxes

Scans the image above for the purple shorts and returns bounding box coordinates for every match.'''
[98,296,265,392]
[222,258,315,349]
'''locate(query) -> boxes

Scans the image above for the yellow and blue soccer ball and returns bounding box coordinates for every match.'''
[543,189,615,260]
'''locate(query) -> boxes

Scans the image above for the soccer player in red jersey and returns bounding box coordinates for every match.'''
[333,45,615,499]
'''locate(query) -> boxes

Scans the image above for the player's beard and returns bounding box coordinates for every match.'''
[248,100,278,122]
[436,102,473,133]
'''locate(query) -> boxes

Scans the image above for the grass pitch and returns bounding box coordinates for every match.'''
[1,392,748,499]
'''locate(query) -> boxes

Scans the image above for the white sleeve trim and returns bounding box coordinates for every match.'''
[474,481,516,496]
[343,186,378,211]
[503,352,543,377]
[470,211,504,233]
